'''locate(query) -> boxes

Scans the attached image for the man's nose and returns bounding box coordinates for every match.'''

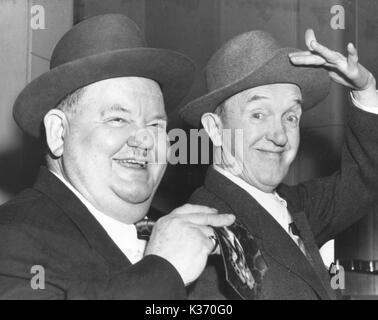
[265,121,288,147]
[127,128,154,151]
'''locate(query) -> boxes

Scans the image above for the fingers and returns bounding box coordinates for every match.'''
[195,225,219,255]
[305,28,316,50]
[302,28,346,66]
[183,212,235,227]
[196,225,215,238]
[347,42,359,65]
[310,40,342,64]
[172,203,218,215]
[289,52,327,66]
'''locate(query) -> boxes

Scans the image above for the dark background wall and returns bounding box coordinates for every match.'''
[1,0,377,297]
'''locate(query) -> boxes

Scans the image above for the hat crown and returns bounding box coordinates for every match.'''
[51,14,146,68]
[206,30,281,91]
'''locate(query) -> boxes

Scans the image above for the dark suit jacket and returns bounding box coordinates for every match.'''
[0,167,185,299]
[188,107,378,300]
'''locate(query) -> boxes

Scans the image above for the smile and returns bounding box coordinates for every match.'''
[114,158,148,169]
[256,149,285,158]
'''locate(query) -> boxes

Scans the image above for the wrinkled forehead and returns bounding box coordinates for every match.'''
[80,76,166,115]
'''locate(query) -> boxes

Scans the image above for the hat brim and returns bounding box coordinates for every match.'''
[13,47,195,138]
[180,47,330,127]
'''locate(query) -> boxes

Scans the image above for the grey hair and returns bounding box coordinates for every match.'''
[43,86,86,162]
[214,100,226,119]
[55,86,86,116]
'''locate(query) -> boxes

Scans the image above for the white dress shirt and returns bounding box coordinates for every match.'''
[214,165,310,256]
[350,90,378,114]
[50,170,146,264]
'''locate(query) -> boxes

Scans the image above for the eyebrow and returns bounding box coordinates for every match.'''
[292,98,303,106]
[101,104,130,117]
[246,94,269,104]
[101,103,168,121]
[246,95,303,106]
[154,114,168,121]
[288,99,304,111]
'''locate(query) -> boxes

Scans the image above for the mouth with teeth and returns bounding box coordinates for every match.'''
[114,158,148,169]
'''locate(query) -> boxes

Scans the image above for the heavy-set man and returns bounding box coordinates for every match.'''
[0,14,234,299]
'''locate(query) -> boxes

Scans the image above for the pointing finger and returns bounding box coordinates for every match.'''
[289,54,327,66]
[347,42,359,64]
[173,204,218,215]
[288,51,313,58]
[183,212,235,227]
[305,29,317,50]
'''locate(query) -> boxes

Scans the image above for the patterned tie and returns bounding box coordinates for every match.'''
[214,219,268,299]
[135,217,155,241]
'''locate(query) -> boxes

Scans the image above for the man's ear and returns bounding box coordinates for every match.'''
[201,112,223,147]
[43,109,68,158]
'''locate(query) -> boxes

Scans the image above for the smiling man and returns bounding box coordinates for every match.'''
[0,14,235,299]
[180,29,378,299]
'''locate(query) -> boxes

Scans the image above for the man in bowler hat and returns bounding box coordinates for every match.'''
[181,29,378,299]
[0,14,235,299]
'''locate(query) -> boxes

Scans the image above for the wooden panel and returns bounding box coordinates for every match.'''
[334,0,378,298]
[146,0,220,118]
[74,0,146,32]
[31,0,74,64]
[145,0,221,210]
[0,0,29,203]
[219,0,298,47]
[298,0,356,129]
[286,0,355,200]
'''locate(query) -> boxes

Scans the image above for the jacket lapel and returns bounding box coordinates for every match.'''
[259,209,333,299]
[33,166,131,271]
[204,167,333,299]
[289,210,336,299]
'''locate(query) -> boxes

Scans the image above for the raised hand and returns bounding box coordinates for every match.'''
[289,29,375,92]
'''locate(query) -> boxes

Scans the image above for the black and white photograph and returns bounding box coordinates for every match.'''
[1,0,378,304]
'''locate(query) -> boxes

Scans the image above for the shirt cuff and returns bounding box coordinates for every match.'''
[350,90,378,114]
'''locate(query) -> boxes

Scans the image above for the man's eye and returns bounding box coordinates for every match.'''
[251,113,264,120]
[286,115,299,124]
[149,121,166,129]
[108,117,128,125]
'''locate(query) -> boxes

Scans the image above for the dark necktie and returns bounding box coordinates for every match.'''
[135,218,155,241]
[289,221,314,265]
[289,222,300,236]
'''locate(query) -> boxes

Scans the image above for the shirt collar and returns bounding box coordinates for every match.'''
[213,165,291,228]
[49,169,145,263]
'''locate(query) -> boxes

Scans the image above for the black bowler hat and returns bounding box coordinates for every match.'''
[13,14,195,137]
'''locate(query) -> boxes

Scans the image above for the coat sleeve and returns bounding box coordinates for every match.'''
[278,106,378,247]
[0,224,186,300]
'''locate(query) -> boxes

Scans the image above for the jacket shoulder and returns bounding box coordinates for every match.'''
[189,185,233,214]
[0,188,75,235]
